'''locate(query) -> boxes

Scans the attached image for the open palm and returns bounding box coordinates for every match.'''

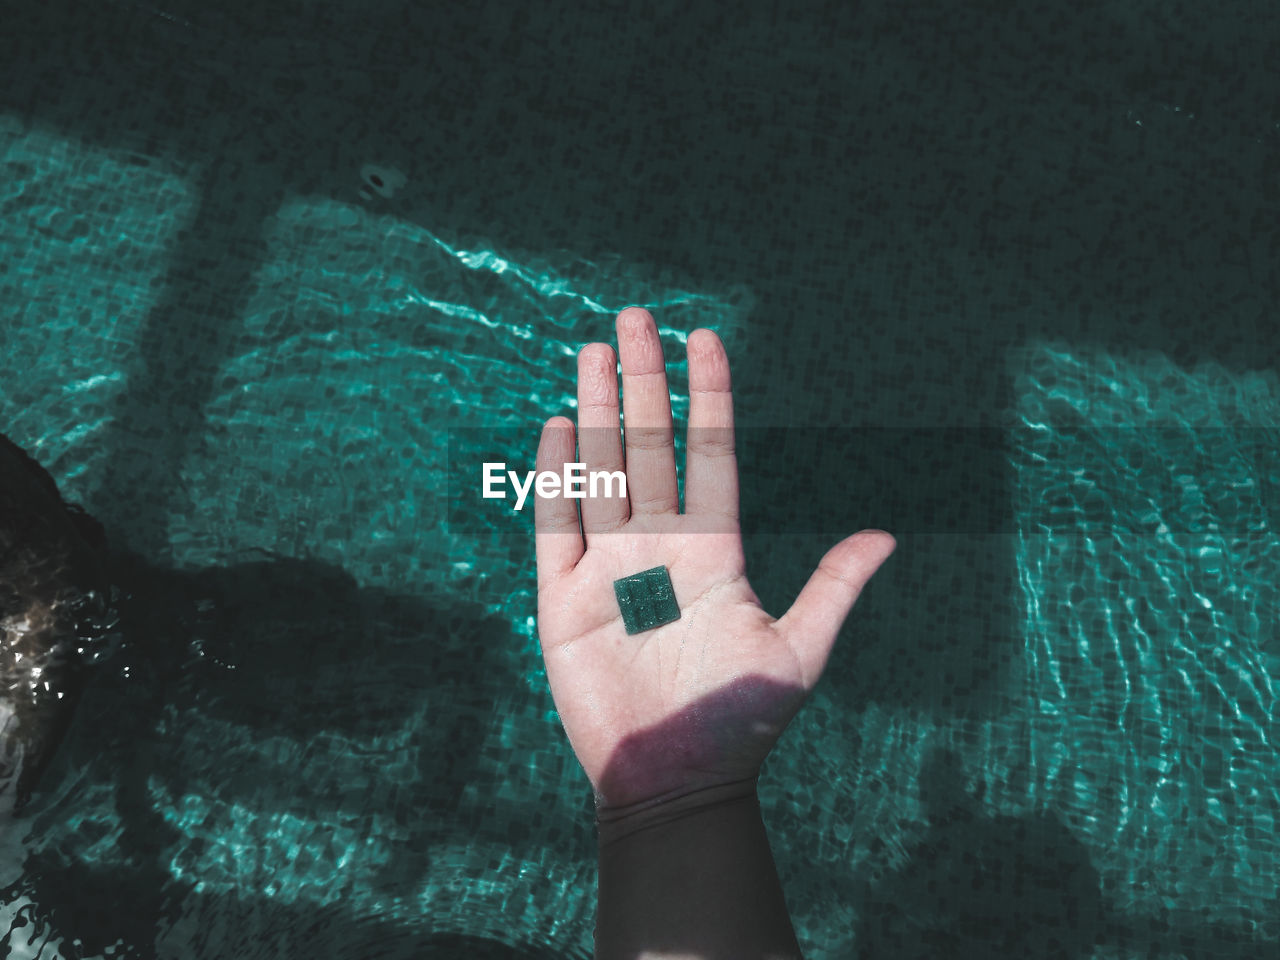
[535,307,895,813]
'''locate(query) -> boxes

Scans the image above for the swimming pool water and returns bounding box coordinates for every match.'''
[2,1,1278,957]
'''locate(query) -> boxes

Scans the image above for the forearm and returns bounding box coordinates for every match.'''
[595,779,804,960]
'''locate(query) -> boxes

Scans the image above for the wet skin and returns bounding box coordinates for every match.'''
[0,434,111,815]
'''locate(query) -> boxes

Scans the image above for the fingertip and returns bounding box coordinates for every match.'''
[833,529,898,578]
[616,306,667,375]
[538,417,577,469]
[617,307,661,354]
[617,306,654,332]
[687,327,724,356]
[543,415,575,433]
[578,341,616,365]
[578,344,619,407]
[859,529,898,559]
[687,328,731,393]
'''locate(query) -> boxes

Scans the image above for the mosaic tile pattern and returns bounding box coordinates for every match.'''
[1,0,1277,957]
[613,565,681,635]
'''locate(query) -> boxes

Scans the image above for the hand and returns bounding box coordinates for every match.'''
[534,307,895,813]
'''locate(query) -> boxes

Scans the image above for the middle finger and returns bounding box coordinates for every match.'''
[616,307,678,516]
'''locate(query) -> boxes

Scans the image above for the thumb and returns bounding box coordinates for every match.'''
[776,530,897,685]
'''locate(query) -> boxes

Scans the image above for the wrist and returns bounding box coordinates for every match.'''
[595,776,760,848]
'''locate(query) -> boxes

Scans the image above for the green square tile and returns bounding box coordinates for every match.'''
[613,565,680,634]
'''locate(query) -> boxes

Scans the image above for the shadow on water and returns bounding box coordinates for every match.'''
[3,442,1275,956]
[3,544,581,959]
[4,0,1274,561]
[852,746,1105,960]
[850,747,1277,960]
[2,0,1277,955]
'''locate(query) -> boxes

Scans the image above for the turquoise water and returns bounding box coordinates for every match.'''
[3,1,1279,957]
